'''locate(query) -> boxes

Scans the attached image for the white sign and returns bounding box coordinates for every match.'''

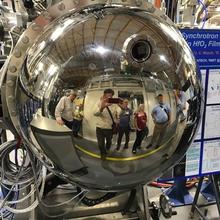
[204,105,220,139]
[202,140,220,173]
[207,69,220,104]
[186,142,201,176]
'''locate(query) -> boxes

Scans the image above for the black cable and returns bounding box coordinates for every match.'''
[76,187,117,207]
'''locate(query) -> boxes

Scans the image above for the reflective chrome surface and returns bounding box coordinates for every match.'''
[14,6,202,191]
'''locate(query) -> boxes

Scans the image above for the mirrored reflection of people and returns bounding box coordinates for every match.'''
[147,94,171,149]
[174,89,187,122]
[72,104,84,137]
[116,99,133,151]
[132,104,148,154]
[55,90,77,129]
[94,89,118,160]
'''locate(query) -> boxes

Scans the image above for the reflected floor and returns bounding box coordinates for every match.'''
[70,121,186,190]
[75,134,170,160]
[74,120,180,160]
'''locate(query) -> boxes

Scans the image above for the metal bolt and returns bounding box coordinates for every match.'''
[22,36,29,44]
[58,2,65,10]
[32,24,41,31]
[12,26,22,34]
[148,6,156,13]
[73,0,79,5]
[42,12,52,20]
[14,49,22,58]
[7,80,14,87]
[9,66,17,73]
[88,63,96,70]
[11,110,17,117]
[8,95,15,101]
[135,0,142,6]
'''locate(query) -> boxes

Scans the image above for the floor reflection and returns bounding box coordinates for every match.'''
[71,120,186,189]
[74,120,180,160]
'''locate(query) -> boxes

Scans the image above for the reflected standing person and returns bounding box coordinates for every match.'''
[116,99,133,151]
[94,89,118,159]
[174,89,187,122]
[72,104,84,137]
[147,94,171,149]
[55,90,77,129]
[132,104,148,154]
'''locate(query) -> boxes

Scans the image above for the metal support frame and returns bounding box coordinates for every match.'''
[35,184,152,220]
[164,178,193,206]
[210,175,220,215]
[136,184,151,220]
[201,179,215,202]
[190,175,220,220]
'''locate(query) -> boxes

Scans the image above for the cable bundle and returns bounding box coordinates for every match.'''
[0,140,90,218]
[0,140,45,217]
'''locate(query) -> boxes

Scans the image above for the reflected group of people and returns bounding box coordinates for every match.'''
[54,87,176,160]
[94,88,171,159]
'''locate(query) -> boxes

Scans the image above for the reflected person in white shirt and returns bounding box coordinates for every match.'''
[55,90,77,129]
[94,88,118,159]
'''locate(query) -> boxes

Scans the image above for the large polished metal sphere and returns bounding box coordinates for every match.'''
[5,2,202,191]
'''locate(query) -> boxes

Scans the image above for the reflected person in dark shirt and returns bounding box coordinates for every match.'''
[116,99,133,151]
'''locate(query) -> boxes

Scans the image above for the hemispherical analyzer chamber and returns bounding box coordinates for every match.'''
[7,4,202,191]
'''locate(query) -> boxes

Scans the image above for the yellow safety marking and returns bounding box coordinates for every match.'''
[75,134,175,161]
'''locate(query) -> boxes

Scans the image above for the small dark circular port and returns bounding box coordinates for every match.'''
[131,40,151,63]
